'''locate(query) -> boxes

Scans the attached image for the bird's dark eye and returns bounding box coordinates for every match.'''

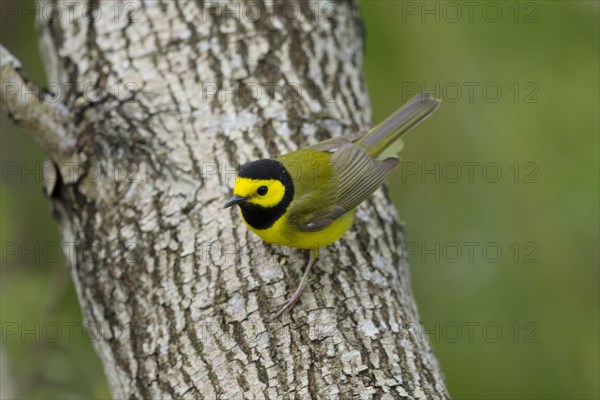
[257,186,268,196]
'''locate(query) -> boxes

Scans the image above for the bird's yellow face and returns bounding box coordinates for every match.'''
[224,159,295,231]
[232,177,286,208]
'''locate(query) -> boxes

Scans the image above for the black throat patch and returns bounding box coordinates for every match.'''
[238,159,295,230]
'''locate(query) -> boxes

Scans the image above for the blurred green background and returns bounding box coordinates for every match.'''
[1,1,598,399]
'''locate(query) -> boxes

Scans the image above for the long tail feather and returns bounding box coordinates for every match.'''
[357,91,441,158]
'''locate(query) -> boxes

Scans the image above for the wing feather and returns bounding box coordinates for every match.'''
[332,144,399,212]
[288,143,398,232]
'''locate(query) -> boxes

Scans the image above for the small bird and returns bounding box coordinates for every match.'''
[224,92,440,319]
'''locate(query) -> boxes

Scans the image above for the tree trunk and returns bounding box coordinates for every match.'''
[1,0,449,398]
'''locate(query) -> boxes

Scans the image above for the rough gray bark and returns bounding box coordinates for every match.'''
[1,0,449,398]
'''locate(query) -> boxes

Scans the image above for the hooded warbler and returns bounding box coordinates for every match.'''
[224,92,440,319]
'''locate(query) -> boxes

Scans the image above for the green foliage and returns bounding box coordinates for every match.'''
[362,1,599,398]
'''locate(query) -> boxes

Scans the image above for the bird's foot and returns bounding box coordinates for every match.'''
[267,249,319,321]
[267,281,309,321]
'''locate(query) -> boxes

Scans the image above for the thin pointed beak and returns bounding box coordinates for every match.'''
[223,195,245,209]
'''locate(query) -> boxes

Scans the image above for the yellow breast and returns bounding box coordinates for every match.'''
[241,209,355,249]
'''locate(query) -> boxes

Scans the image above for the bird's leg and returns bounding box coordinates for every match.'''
[268,248,319,320]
